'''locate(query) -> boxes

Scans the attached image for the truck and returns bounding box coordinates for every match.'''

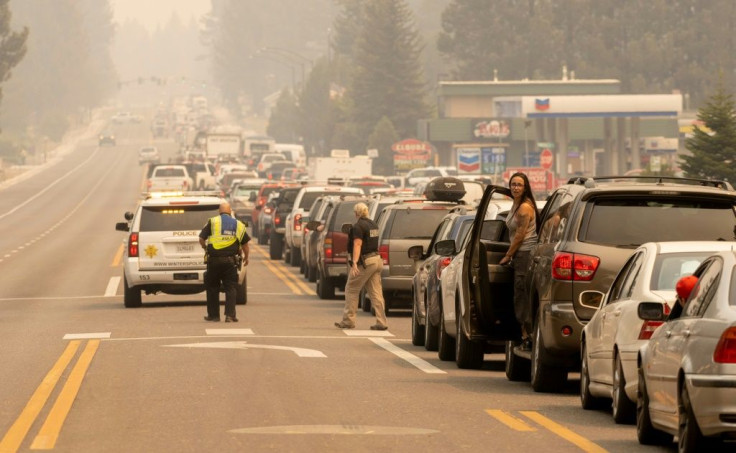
[243,135,276,166]
[205,133,242,161]
[146,165,192,192]
[306,155,373,181]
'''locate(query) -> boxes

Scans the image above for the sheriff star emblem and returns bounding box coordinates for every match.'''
[144,244,158,258]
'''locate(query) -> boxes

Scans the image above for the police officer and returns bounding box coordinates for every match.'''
[199,202,250,322]
[334,202,388,330]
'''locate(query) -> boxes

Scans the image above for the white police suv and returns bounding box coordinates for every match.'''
[115,192,247,308]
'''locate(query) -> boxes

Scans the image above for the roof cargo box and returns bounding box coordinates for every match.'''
[425,177,465,202]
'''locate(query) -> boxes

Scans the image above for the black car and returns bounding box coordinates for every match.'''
[98,131,116,146]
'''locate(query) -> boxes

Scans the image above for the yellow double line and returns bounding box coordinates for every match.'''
[485,409,607,453]
[0,340,99,452]
[252,245,315,295]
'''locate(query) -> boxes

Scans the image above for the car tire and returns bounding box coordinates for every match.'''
[580,343,604,409]
[236,273,247,305]
[307,265,317,283]
[679,383,707,452]
[290,246,301,267]
[424,294,439,352]
[361,290,371,312]
[612,352,636,424]
[316,268,335,299]
[123,276,142,308]
[505,341,531,382]
[411,295,425,347]
[437,307,456,361]
[455,302,484,369]
[269,233,282,260]
[258,230,268,245]
[636,367,673,445]
[530,315,568,393]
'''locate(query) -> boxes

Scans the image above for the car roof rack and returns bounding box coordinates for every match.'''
[143,190,224,199]
[567,175,732,190]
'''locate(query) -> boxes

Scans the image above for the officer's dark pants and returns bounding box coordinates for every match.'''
[205,255,238,318]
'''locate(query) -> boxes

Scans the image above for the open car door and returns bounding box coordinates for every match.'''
[460,185,521,341]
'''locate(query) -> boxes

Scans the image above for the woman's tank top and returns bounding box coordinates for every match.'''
[505,200,537,252]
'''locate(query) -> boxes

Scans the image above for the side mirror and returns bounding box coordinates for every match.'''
[305,220,322,230]
[341,223,353,235]
[578,291,604,309]
[638,302,666,321]
[434,239,456,256]
[249,192,257,202]
[407,245,424,260]
[124,211,134,221]
[115,222,130,232]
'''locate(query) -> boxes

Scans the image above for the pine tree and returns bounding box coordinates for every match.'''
[367,116,400,175]
[681,85,736,183]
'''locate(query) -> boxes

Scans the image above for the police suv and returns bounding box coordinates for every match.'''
[115,192,247,308]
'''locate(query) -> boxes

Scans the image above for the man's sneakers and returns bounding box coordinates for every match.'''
[225,316,239,323]
[203,316,220,322]
[370,324,388,331]
[334,322,355,329]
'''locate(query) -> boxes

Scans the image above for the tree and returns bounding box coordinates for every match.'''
[367,115,399,175]
[681,85,736,183]
[0,0,26,110]
[266,88,300,142]
[348,0,430,152]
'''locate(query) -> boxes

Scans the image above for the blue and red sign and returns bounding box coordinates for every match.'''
[457,148,480,173]
[535,98,550,111]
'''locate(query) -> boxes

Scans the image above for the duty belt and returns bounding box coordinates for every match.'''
[362,252,379,259]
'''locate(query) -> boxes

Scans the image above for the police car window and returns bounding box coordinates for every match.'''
[684,258,722,318]
[389,209,449,239]
[140,205,220,232]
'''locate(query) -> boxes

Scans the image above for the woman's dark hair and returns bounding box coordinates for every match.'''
[509,172,540,230]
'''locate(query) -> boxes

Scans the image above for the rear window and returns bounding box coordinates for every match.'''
[140,205,219,232]
[650,252,714,291]
[389,208,452,239]
[331,201,361,230]
[153,168,185,178]
[583,197,736,246]
[233,186,259,197]
[299,191,355,210]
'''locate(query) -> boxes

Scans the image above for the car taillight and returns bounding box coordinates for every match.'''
[379,244,389,265]
[294,213,302,231]
[638,320,664,340]
[264,206,273,214]
[714,327,736,363]
[257,198,265,207]
[182,180,189,189]
[128,233,139,257]
[324,235,333,259]
[551,252,600,281]
[146,180,152,189]
[257,163,264,172]
[437,256,452,278]
[274,212,281,226]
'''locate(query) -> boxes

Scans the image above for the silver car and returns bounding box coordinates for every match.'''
[637,248,736,451]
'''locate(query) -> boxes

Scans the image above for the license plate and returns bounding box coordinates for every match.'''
[174,273,199,280]
[177,244,195,253]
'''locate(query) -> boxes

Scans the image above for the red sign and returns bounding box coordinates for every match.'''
[540,148,553,170]
[392,139,431,172]
[502,167,555,194]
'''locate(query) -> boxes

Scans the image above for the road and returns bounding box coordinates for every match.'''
[0,122,676,452]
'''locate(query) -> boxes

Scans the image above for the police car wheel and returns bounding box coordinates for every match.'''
[123,276,142,308]
[236,274,247,305]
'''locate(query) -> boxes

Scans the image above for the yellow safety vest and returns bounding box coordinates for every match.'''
[208,215,246,250]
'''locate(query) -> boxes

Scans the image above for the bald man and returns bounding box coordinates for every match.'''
[199,202,250,322]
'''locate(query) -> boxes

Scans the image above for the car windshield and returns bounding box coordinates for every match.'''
[140,205,219,231]
[583,197,736,246]
[389,208,451,239]
[234,186,259,197]
[650,252,714,291]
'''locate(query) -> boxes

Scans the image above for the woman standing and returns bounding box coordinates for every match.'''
[499,172,539,351]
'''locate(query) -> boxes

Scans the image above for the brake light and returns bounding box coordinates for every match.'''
[714,327,736,363]
[379,244,389,265]
[146,180,152,189]
[257,198,265,207]
[274,211,281,226]
[182,179,189,190]
[264,206,273,215]
[128,233,139,257]
[551,252,600,281]
[437,256,452,278]
[324,235,333,259]
[638,321,664,340]
[294,213,302,231]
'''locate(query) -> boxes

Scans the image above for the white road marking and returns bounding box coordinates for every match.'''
[63,332,111,339]
[206,329,254,335]
[164,341,327,358]
[343,330,393,337]
[104,277,120,297]
[369,338,446,374]
[229,425,439,435]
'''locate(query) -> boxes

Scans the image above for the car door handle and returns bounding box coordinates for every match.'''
[665,330,672,338]
[612,310,621,316]
[683,330,691,337]
[533,257,541,263]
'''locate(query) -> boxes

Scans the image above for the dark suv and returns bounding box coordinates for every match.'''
[461,177,736,393]
[268,186,303,260]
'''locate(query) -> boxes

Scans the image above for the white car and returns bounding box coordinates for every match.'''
[404,166,457,187]
[580,241,735,424]
[637,248,736,451]
[115,192,247,308]
[138,146,160,165]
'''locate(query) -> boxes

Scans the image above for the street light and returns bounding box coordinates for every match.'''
[249,54,296,92]
[260,47,313,86]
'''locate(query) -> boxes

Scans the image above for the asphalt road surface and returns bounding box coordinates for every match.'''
[0,122,680,452]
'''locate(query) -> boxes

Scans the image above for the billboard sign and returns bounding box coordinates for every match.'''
[392,139,432,172]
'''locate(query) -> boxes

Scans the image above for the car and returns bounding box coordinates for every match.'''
[228,179,266,224]
[299,195,334,283]
[404,166,457,187]
[280,167,307,181]
[283,185,364,267]
[312,197,369,299]
[637,249,736,451]
[372,177,468,314]
[265,160,296,181]
[414,179,485,207]
[452,176,736,392]
[217,171,259,194]
[98,131,116,146]
[410,207,476,351]
[138,146,160,165]
[251,182,297,243]
[111,111,133,124]
[256,152,289,177]
[268,186,304,260]
[580,241,736,424]
[146,165,192,192]
[114,192,247,308]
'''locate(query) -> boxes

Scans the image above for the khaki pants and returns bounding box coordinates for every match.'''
[341,255,387,327]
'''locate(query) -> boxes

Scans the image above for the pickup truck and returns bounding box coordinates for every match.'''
[146,165,192,192]
[182,161,217,190]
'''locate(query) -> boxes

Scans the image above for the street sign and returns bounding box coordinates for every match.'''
[540,148,553,170]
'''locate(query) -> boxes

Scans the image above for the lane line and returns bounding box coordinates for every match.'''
[31,340,100,450]
[0,341,80,453]
[104,277,120,297]
[206,329,254,335]
[0,292,295,302]
[252,245,315,294]
[111,243,124,267]
[63,333,111,340]
[369,338,446,374]
[485,409,536,432]
[520,411,608,453]
[258,255,303,295]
